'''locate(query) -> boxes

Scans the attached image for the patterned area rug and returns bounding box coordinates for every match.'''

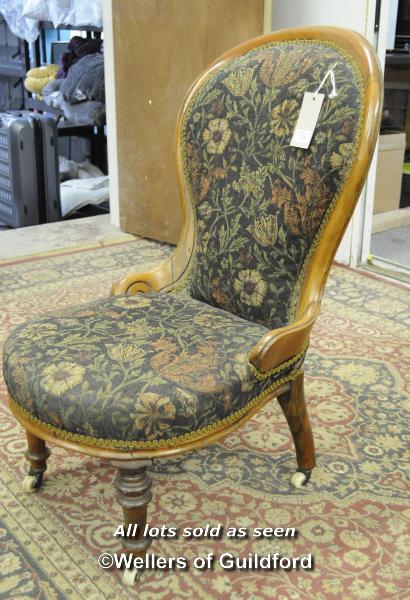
[0,240,409,600]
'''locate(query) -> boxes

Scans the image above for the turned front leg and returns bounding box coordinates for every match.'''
[112,459,153,558]
[23,430,51,491]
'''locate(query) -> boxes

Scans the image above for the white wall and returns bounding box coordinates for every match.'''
[270,0,371,32]
[386,0,399,50]
[270,0,378,265]
[103,0,120,227]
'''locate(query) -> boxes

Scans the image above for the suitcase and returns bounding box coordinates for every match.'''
[0,113,39,227]
[0,111,61,228]
[8,111,61,224]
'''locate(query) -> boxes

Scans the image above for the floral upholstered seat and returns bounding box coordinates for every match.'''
[3,293,305,448]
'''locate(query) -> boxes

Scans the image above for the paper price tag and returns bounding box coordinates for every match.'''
[290,92,325,149]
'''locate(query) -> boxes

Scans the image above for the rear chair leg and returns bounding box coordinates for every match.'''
[23,430,51,492]
[112,459,153,586]
[277,370,316,488]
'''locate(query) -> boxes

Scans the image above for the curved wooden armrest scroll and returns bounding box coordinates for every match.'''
[249,302,320,373]
[111,204,194,297]
[111,257,177,296]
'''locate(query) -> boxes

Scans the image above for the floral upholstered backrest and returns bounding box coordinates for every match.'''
[181,40,363,329]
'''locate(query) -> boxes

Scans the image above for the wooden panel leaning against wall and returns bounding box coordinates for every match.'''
[108,0,265,244]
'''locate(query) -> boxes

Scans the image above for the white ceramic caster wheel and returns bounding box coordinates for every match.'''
[291,471,307,489]
[22,475,39,492]
[122,567,140,586]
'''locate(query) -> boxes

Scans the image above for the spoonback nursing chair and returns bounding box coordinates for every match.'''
[3,26,381,585]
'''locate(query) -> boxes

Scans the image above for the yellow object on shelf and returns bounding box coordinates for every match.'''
[24,64,59,97]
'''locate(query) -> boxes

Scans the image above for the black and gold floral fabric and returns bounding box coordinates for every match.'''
[3,293,305,448]
[182,40,363,328]
[3,39,364,448]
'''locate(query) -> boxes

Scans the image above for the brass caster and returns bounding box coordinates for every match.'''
[291,468,312,489]
[122,567,141,586]
[22,473,43,492]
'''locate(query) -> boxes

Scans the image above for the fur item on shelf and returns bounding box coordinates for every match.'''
[61,54,105,104]
[58,36,103,78]
[42,79,64,109]
[60,99,105,126]
[43,57,105,126]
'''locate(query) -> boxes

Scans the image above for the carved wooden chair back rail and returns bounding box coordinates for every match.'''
[3,26,381,586]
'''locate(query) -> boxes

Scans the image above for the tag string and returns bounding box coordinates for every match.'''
[313,62,338,99]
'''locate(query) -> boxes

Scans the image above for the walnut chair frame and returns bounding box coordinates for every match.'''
[6,26,381,586]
